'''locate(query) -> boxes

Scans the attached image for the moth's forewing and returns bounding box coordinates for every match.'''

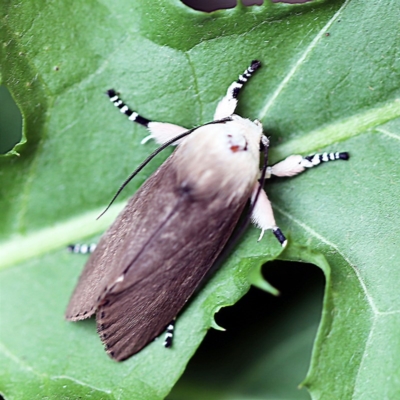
[65,154,183,321]
[66,121,261,360]
[97,188,246,360]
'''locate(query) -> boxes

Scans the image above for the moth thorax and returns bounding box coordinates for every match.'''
[174,118,261,201]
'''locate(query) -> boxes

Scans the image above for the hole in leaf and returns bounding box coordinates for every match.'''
[168,261,324,398]
[181,0,259,12]
[0,86,23,154]
[181,0,314,12]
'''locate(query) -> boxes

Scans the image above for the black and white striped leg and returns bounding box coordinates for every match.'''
[163,318,176,348]
[107,89,188,145]
[267,151,350,178]
[214,60,261,119]
[272,228,287,247]
[251,183,288,247]
[302,152,349,168]
[229,60,261,101]
[67,243,97,254]
[107,89,151,127]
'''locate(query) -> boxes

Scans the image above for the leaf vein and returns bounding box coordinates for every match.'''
[0,340,45,378]
[352,317,377,398]
[185,53,203,124]
[0,202,125,270]
[376,127,400,141]
[257,0,352,121]
[51,375,113,396]
[273,203,379,314]
[269,99,400,162]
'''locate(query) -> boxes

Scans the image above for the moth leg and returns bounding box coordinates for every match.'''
[214,60,261,120]
[251,183,287,247]
[163,318,176,348]
[107,89,188,145]
[67,243,97,254]
[266,152,349,178]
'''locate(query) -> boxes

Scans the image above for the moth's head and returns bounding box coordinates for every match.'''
[227,115,266,157]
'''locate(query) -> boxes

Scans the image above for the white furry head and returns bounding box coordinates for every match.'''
[174,115,264,203]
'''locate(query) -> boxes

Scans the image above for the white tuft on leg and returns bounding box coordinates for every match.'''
[270,155,305,177]
[146,122,189,145]
[250,183,287,246]
[251,183,276,231]
[214,82,239,120]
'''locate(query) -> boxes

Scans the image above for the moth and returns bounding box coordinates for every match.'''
[66,60,349,361]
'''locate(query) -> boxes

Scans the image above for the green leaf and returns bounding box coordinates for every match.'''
[1,0,400,399]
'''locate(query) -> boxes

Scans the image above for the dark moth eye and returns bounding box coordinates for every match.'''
[259,140,265,152]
